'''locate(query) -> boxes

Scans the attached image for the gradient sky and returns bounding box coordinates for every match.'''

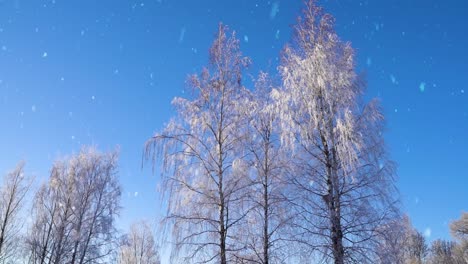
[0,0,467,246]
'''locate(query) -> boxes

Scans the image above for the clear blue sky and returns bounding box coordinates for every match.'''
[0,0,466,243]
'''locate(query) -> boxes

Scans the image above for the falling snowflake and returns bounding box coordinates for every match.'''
[275,29,280,39]
[243,35,249,43]
[424,228,432,238]
[270,2,279,19]
[42,52,48,58]
[31,105,36,112]
[419,82,426,92]
[179,27,186,43]
[390,74,397,84]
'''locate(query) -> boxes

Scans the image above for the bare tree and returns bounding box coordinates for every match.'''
[234,72,295,264]
[27,147,121,264]
[405,229,428,264]
[376,215,428,264]
[274,1,399,263]
[375,216,409,264]
[145,24,251,264]
[428,239,467,264]
[450,212,468,263]
[0,162,32,263]
[118,220,160,264]
[451,212,468,241]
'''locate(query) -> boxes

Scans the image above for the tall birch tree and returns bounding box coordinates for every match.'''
[235,72,295,264]
[145,24,251,264]
[0,162,32,263]
[274,1,399,263]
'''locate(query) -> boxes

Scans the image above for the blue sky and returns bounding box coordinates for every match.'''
[0,0,467,243]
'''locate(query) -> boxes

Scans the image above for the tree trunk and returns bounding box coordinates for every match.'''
[263,182,269,264]
[324,143,344,264]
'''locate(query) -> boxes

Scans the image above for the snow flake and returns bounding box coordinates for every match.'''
[275,29,280,39]
[419,82,425,92]
[366,57,372,66]
[31,105,37,112]
[243,35,249,43]
[390,74,397,85]
[91,95,95,100]
[134,191,138,197]
[269,2,279,19]
[42,52,48,58]
[179,27,186,43]
[424,228,432,238]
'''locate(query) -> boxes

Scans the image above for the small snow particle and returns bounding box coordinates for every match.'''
[244,35,249,43]
[91,95,95,100]
[462,89,465,94]
[71,135,75,140]
[42,52,48,58]
[31,105,36,112]
[424,228,432,238]
[1,46,6,51]
[374,23,380,31]
[390,74,397,84]
[270,2,279,19]
[134,192,138,197]
[178,27,186,43]
[275,29,280,40]
[394,108,398,113]
[366,57,372,66]
[419,82,426,92]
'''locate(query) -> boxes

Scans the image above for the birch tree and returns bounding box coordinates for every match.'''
[275,1,398,263]
[118,220,160,264]
[145,24,251,264]
[27,147,121,264]
[428,239,467,264]
[376,215,428,264]
[0,162,32,263]
[235,72,295,264]
[450,212,468,263]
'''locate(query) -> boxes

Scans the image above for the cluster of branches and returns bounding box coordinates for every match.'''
[0,148,161,264]
[144,1,416,263]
